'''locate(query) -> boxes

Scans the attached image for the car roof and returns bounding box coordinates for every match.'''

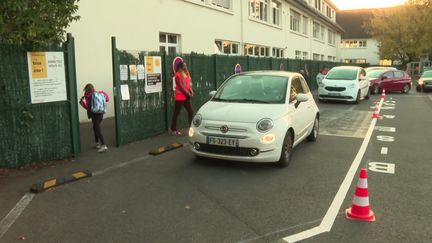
[236,71,299,77]
[331,66,362,70]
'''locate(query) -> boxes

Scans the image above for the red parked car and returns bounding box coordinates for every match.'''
[366,69,412,94]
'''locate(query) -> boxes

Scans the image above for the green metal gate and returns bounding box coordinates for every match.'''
[0,34,80,168]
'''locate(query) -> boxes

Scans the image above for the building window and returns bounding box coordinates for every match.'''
[295,50,301,59]
[320,24,324,40]
[290,10,301,32]
[272,1,281,25]
[315,0,321,11]
[302,51,308,60]
[320,54,324,61]
[344,59,367,64]
[244,43,270,57]
[211,0,231,9]
[250,0,268,22]
[341,40,368,48]
[302,16,308,35]
[313,21,320,39]
[215,40,239,55]
[327,56,332,61]
[159,33,180,54]
[326,6,332,18]
[273,47,284,58]
[313,53,320,60]
[328,29,335,45]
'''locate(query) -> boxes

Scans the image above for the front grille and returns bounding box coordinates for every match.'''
[319,95,353,99]
[197,143,259,157]
[425,81,432,85]
[325,86,346,92]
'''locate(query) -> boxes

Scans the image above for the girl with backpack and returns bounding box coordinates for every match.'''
[80,83,110,152]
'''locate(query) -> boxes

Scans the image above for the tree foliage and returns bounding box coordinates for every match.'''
[363,0,432,66]
[0,0,80,47]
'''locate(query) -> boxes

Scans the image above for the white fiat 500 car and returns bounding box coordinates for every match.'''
[317,66,370,103]
[188,71,320,167]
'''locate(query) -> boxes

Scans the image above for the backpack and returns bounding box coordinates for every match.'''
[91,92,106,114]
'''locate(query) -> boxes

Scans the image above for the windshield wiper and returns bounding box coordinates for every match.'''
[229,98,270,104]
[212,97,231,102]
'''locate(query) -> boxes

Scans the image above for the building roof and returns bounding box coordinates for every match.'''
[290,0,345,32]
[336,9,373,39]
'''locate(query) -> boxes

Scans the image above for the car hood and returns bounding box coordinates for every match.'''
[199,101,287,123]
[420,77,432,81]
[322,78,356,87]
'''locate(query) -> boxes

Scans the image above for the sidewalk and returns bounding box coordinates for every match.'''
[0,120,189,219]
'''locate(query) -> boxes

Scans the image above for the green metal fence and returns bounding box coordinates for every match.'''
[0,35,80,168]
[111,37,347,146]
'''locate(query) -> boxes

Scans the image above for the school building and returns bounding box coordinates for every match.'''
[68,0,344,121]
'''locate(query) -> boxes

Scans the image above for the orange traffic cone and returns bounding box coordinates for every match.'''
[371,103,381,119]
[381,89,386,99]
[346,168,375,222]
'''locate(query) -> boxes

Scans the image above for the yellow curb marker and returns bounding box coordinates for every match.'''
[43,179,57,189]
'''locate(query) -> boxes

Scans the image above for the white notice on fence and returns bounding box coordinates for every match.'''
[120,84,130,100]
[27,52,67,104]
[129,65,137,81]
[137,64,145,80]
[145,56,163,93]
[120,65,128,81]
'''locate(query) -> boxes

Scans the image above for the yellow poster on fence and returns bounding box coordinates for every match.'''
[146,56,154,74]
[29,52,48,79]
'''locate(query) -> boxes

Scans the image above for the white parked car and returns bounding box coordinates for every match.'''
[317,66,370,103]
[188,71,320,167]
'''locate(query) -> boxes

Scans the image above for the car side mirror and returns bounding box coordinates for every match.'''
[296,93,309,102]
[209,90,217,98]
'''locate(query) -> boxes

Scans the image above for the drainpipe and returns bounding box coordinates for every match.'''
[240,0,244,55]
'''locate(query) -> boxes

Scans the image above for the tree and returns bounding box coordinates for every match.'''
[363,0,432,67]
[0,0,80,47]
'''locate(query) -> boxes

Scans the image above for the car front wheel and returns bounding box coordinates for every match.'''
[402,84,410,94]
[278,131,293,167]
[372,85,380,94]
[307,116,319,142]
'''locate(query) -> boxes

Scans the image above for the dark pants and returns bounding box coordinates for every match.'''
[91,113,105,145]
[171,99,194,131]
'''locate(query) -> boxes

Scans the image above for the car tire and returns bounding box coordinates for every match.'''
[416,85,422,92]
[278,131,293,168]
[372,85,380,94]
[307,116,319,142]
[365,89,371,100]
[402,84,410,94]
[354,90,360,104]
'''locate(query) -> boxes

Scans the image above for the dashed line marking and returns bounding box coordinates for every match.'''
[381,147,388,155]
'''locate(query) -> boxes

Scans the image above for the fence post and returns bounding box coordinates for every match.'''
[213,55,218,89]
[111,37,122,147]
[65,33,81,155]
[162,52,170,132]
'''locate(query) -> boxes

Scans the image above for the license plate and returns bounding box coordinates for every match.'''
[206,136,239,147]
[328,92,341,96]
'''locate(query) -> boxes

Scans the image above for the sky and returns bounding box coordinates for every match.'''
[331,0,407,10]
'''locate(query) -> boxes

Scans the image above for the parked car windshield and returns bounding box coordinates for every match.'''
[421,71,432,78]
[213,75,288,104]
[326,68,358,80]
[366,70,387,79]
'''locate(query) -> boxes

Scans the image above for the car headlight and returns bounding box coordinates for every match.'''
[418,79,424,85]
[257,118,274,133]
[192,114,202,127]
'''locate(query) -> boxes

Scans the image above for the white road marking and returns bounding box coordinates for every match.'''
[0,193,35,239]
[380,106,395,110]
[375,126,396,132]
[381,147,388,155]
[283,98,384,242]
[377,135,395,142]
[369,162,395,174]
[383,115,395,119]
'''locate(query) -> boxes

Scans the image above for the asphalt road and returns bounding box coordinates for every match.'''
[0,91,431,243]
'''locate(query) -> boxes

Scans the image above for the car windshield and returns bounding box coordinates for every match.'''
[421,71,432,78]
[213,75,288,104]
[326,68,358,80]
[366,70,387,79]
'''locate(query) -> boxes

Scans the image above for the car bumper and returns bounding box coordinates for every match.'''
[317,87,356,101]
[188,121,286,163]
[418,84,432,90]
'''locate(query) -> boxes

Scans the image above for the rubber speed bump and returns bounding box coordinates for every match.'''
[149,143,183,155]
[30,170,92,193]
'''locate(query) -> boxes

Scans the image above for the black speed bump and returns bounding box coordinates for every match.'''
[30,170,92,193]
[149,143,183,155]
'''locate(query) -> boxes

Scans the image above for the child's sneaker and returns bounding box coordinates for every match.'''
[97,145,108,153]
